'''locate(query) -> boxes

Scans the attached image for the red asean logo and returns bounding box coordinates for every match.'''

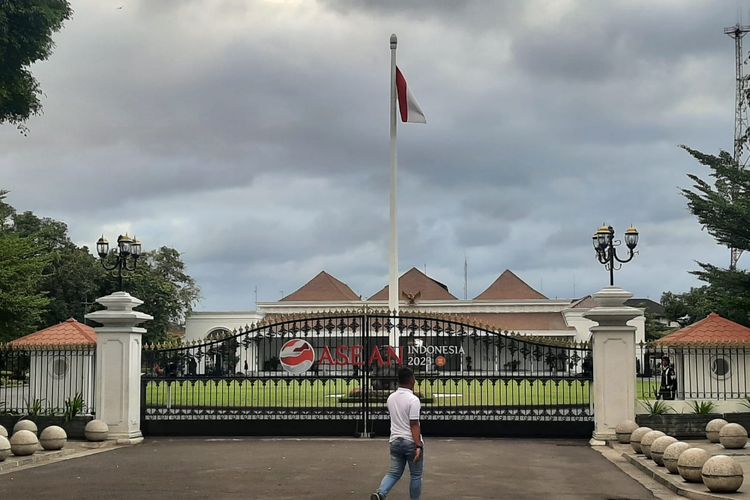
[279,339,315,374]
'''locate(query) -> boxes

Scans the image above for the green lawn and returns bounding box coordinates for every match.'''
[144,377,591,409]
[636,378,661,400]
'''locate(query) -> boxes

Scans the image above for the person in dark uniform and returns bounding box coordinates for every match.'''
[658,355,677,400]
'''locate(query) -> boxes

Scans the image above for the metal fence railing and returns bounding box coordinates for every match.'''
[636,342,749,400]
[0,344,96,417]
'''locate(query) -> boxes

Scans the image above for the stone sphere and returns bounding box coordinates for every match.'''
[39,425,67,451]
[677,447,710,483]
[719,423,748,450]
[651,436,678,466]
[630,427,653,453]
[615,420,639,444]
[702,454,744,493]
[0,436,10,461]
[84,419,109,442]
[0,425,7,438]
[663,442,691,474]
[706,418,728,443]
[641,430,666,459]
[13,419,37,435]
[10,429,39,456]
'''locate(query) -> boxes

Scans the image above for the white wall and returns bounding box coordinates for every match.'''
[29,350,95,414]
[564,309,646,344]
[184,311,263,342]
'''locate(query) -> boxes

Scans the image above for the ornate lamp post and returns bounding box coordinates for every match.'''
[96,234,142,290]
[592,224,639,286]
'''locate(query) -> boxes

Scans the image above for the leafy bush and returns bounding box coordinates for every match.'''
[24,398,44,416]
[640,399,673,415]
[688,400,717,414]
[63,393,84,421]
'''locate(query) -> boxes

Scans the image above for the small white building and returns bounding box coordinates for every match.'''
[654,312,750,400]
[8,318,96,414]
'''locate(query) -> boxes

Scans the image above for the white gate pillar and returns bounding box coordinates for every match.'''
[86,292,153,444]
[583,286,640,444]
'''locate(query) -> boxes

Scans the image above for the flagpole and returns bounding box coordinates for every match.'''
[389,33,399,320]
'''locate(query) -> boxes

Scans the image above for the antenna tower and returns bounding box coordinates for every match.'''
[724,23,750,269]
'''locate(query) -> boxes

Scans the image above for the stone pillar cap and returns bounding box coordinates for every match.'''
[583,286,641,325]
[86,292,153,327]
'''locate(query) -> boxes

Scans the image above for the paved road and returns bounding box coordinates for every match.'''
[0,438,654,500]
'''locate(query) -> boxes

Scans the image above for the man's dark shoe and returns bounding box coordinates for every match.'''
[370,493,383,500]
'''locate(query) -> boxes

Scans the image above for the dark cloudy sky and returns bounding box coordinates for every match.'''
[1,0,745,310]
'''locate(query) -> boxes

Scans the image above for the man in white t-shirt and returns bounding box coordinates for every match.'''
[371,367,424,500]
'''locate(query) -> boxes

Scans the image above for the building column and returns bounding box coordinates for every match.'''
[86,292,153,444]
[583,286,641,444]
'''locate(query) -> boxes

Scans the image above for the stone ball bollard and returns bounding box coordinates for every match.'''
[0,424,7,438]
[663,442,691,474]
[84,419,109,442]
[677,447,710,483]
[13,419,37,436]
[39,425,67,451]
[615,420,639,444]
[10,429,39,456]
[650,436,678,466]
[719,423,748,450]
[701,454,745,493]
[706,418,728,443]
[0,435,10,461]
[630,427,653,453]
[641,430,666,459]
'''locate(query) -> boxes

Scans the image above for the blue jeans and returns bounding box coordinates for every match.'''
[377,438,423,500]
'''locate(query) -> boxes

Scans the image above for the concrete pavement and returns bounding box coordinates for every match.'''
[0,437,655,499]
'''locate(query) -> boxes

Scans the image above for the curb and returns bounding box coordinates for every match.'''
[0,440,127,475]
[624,453,737,500]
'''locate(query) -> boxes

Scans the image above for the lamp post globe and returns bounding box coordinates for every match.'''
[97,233,141,291]
[592,224,639,286]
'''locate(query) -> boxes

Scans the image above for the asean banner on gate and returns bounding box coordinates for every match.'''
[278,338,465,375]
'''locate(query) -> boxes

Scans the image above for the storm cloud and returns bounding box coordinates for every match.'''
[0,0,740,308]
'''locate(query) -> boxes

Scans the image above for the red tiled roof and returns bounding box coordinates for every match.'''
[369,267,457,301]
[655,313,750,347]
[460,312,573,331]
[281,271,361,302]
[9,318,97,347]
[474,270,547,300]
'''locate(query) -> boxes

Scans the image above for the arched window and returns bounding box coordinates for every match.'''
[206,328,230,340]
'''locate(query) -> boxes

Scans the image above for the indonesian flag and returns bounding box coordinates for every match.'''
[396,67,426,123]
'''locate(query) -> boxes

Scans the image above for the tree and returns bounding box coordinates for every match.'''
[0,1,72,129]
[10,209,103,325]
[0,234,49,341]
[676,147,750,327]
[99,246,200,343]
[0,191,200,341]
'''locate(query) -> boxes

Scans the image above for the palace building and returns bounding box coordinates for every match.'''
[185,268,646,344]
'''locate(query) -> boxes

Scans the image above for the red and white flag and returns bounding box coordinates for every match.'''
[396,67,426,123]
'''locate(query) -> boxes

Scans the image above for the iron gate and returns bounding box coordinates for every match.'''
[141,313,593,437]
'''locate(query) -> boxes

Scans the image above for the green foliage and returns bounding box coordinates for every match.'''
[24,398,44,416]
[688,400,717,415]
[665,147,750,328]
[62,392,84,421]
[0,233,50,340]
[0,0,72,128]
[639,399,673,415]
[644,311,674,341]
[0,190,200,342]
[98,246,200,343]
